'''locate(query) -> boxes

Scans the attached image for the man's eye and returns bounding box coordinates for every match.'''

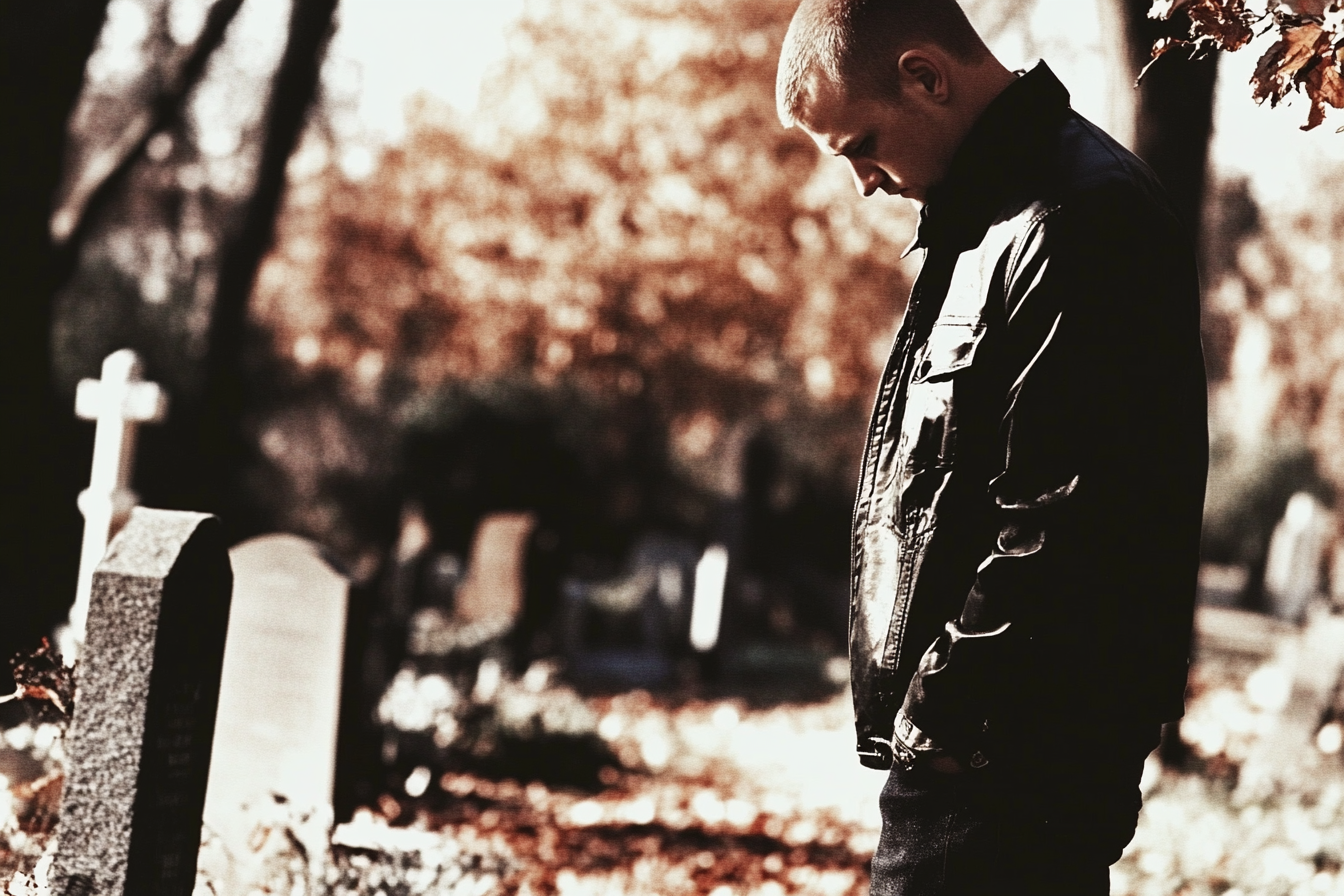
[853,137,873,157]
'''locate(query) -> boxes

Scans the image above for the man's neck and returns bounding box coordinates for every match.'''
[956,59,1020,145]
[908,59,1018,212]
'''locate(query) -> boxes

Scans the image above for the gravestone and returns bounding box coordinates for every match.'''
[1329,541,1344,611]
[1229,603,1344,804]
[689,543,729,653]
[65,349,168,657]
[452,512,536,630]
[399,513,535,661]
[559,532,700,686]
[200,535,348,883]
[52,508,231,896]
[1263,492,1334,622]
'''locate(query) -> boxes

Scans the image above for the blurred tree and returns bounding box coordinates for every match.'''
[251,0,920,557]
[186,0,340,530]
[48,0,339,545]
[1124,0,1221,234]
[0,1,111,666]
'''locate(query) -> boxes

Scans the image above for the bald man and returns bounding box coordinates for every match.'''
[776,2,1208,893]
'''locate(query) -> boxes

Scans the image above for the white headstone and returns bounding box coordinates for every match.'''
[200,534,348,886]
[1264,492,1335,623]
[689,544,729,653]
[65,349,168,654]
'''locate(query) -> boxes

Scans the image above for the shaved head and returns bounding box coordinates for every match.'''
[776,0,988,127]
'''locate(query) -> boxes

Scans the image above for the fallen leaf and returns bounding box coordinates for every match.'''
[5,639,76,720]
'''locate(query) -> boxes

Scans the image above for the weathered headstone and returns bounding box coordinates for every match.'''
[200,535,348,882]
[52,508,231,896]
[66,349,169,655]
[453,512,536,628]
[1263,491,1334,622]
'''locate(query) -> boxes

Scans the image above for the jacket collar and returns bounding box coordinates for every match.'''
[903,61,1071,257]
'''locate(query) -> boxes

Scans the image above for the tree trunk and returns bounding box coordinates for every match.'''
[1116,0,1220,770]
[0,1,111,667]
[184,0,340,535]
[1119,0,1220,239]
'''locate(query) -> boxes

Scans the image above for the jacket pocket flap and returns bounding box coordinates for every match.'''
[912,321,985,383]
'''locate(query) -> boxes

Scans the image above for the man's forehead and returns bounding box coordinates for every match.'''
[795,73,865,153]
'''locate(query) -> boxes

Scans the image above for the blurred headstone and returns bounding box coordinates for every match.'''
[1232,603,1344,804]
[1263,492,1334,623]
[64,349,169,657]
[52,508,231,896]
[1329,540,1344,612]
[690,544,729,653]
[1196,563,1250,608]
[201,535,348,884]
[1194,605,1296,660]
[386,501,434,626]
[453,512,537,629]
[560,533,699,686]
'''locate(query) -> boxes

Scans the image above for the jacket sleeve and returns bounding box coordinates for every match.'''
[892,185,1206,766]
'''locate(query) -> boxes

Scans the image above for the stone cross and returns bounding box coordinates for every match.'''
[51,507,232,896]
[200,534,348,890]
[68,349,168,652]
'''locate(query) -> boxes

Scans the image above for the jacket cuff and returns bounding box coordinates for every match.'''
[893,707,942,753]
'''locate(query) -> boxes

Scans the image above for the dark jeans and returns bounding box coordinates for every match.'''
[869,726,1160,896]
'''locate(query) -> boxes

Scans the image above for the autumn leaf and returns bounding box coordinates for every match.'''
[1142,0,1259,78]
[1149,0,1193,19]
[1247,23,1333,121]
[1187,0,1257,51]
[1303,47,1344,127]
[2,638,76,719]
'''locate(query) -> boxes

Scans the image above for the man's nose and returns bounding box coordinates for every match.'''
[847,159,884,197]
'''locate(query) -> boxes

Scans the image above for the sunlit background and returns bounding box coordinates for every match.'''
[5,0,1344,893]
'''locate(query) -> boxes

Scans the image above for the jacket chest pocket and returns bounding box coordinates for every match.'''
[894,320,986,530]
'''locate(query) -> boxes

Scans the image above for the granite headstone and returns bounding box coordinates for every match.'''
[52,508,232,896]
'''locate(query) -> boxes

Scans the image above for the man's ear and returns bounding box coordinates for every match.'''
[896,50,949,102]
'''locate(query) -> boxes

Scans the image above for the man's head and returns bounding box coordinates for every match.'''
[776,0,1014,202]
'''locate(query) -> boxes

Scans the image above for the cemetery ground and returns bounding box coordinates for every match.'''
[2,603,1344,895]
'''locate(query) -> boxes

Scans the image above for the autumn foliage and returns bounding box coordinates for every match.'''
[252,0,918,521]
[1148,0,1344,129]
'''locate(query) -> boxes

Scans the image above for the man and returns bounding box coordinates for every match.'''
[775,2,1208,893]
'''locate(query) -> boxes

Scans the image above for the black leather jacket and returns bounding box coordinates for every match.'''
[849,63,1208,771]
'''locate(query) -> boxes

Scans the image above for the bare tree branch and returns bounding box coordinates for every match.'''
[186,0,340,521]
[49,0,247,274]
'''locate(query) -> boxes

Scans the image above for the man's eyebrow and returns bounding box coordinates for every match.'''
[833,134,864,157]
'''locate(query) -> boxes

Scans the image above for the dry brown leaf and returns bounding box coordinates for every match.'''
[5,638,76,719]
[1142,0,1259,79]
[1251,24,1330,105]
[1187,0,1257,51]
[1149,0,1193,19]
[1302,50,1344,127]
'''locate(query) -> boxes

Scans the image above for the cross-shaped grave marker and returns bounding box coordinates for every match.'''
[67,349,168,653]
